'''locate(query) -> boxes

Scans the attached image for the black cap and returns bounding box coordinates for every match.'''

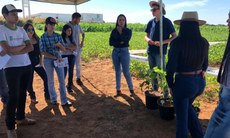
[2,4,22,15]
[45,17,57,25]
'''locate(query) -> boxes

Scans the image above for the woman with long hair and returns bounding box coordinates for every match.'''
[23,23,50,103]
[109,14,134,97]
[40,17,72,106]
[204,11,230,138]
[166,11,209,138]
[61,24,77,92]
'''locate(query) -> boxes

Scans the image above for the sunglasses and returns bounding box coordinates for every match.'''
[150,8,159,12]
[27,28,34,32]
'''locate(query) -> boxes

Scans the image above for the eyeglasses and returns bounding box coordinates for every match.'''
[150,8,159,12]
[27,28,34,32]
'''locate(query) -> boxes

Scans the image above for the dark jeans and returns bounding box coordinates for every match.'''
[0,69,8,104]
[62,55,75,88]
[172,74,205,138]
[27,66,49,99]
[5,65,32,130]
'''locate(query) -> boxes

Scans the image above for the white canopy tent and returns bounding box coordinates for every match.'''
[30,0,90,5]
[30,0,90,11]
[17,0,90,18]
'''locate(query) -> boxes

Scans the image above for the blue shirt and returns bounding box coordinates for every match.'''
[145,16,175,55]
[40,32,65,58]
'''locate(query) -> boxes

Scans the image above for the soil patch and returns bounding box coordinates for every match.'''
[0,59,218,138]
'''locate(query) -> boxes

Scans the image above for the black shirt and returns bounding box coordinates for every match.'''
[166,38,209,88]
[109,28,132,48]
[28,43,40,67]
[145,16,175,55]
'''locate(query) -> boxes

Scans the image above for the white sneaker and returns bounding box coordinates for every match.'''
[61,100,72,106]
[7,130,17,138]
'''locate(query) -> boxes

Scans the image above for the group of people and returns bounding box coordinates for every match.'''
[110,0,230,138]
[0,0,230,138]
[0,4,85,138]
[145,1,230,138]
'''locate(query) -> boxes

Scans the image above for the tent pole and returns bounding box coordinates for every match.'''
[159,0,163,70]
[22,0,25,18]
[75,5,77,12]
[75,0,77,11]
[28,0,31,18]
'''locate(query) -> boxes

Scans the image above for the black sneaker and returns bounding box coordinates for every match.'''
[66,85,73,93]
[44,93,50,100]
[76,79,83,85]
[114,90,122,98]
[31,98,39,104]
[130,90,135,97]
[67,89,73,93]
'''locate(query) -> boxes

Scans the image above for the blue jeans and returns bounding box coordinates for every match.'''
[27,66,49,99]
[44,58,67,105]
[75,49,82,79]
[62,55,76,88]
[147,52,165,91]
[0,69,8,104]
[204,85,230,138]
[172,74,205,138]
[112,47,133,91]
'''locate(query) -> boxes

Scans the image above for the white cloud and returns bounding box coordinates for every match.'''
[167,0,209,11]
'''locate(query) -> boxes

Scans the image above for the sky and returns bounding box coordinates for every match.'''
[0,0,229,25]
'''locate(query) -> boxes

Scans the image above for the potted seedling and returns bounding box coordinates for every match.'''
[140,67,163,110]
[152,67,175,120]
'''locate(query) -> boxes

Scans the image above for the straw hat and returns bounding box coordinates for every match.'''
[149,1,166,15]
[174,11,206,25]
[149,0,165,8]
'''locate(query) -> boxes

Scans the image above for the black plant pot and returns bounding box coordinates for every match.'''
[157,98,175,120]
[145,91,161,110]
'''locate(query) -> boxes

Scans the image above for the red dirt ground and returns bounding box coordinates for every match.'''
[0,59,218,138]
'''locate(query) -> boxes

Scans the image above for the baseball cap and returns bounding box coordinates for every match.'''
[2,4,22,15]
[45,17,57,25]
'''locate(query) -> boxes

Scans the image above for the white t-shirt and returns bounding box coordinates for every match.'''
[0,25,31,68]
[67,23,84,50]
